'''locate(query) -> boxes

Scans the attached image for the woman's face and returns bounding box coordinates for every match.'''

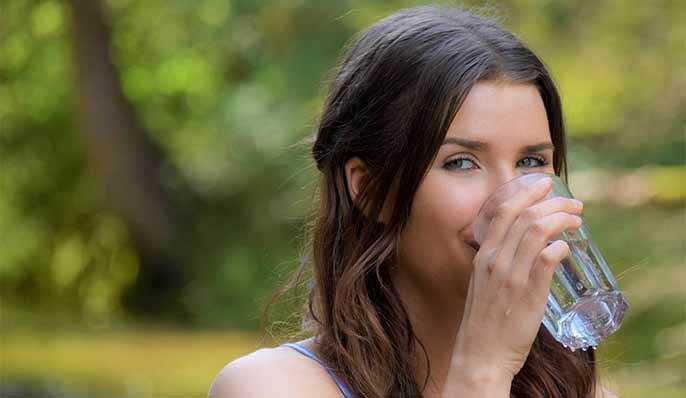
[395,81,556,302]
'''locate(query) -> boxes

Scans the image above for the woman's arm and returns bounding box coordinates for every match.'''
[441,361,512,398]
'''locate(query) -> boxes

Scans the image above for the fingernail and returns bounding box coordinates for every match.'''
[573,215,583,225]
[571,199,583,209]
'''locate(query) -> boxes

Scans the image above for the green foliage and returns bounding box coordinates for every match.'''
[2,0,683,328]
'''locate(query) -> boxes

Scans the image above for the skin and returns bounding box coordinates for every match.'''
[208,80,585,398]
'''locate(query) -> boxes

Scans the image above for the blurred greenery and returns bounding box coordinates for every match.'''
[0,0,684,397]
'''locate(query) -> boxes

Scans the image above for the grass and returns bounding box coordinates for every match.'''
[1,328,265,397]
[1,327,684,397]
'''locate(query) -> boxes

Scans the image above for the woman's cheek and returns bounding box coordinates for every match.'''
[448,188,486,226]
[417,172,487,233]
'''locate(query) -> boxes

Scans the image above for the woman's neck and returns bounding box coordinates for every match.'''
[392,270,467,398]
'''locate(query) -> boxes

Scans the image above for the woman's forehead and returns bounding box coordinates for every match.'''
[445,81,551,148]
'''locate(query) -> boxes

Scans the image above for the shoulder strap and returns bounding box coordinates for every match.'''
[281,342,353,398]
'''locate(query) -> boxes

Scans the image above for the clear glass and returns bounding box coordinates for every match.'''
[474,173,629,351]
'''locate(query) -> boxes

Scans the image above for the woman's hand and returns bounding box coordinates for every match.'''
[444,177,583,395]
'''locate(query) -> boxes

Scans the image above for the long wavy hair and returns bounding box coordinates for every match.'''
[264,5,597,398]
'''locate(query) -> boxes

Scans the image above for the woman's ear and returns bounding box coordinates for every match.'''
[344,157,367,205]
[344,157,392,224]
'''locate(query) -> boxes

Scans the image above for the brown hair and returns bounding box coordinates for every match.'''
[264,5,596,398]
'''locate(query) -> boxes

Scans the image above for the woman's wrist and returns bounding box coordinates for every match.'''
[442,361,513,398]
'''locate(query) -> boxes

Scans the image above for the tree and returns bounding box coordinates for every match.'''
[70,0,190,320]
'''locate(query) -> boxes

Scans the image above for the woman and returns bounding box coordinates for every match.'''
[209,5,615,398]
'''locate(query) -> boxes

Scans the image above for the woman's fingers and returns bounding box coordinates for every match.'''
[521,196,583,219]
[479,177,552,252]
[529,240,571,300]
[506,212,581,292]
[491,197,583,280]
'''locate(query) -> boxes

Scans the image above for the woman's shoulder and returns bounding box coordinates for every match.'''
[208,340,344,398]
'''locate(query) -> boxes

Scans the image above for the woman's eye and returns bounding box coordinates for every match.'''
[517,156,547,168]
[444,157,478,171]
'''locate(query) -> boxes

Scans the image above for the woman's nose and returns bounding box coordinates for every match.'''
[492,169,519,189]
[484,167,534,200]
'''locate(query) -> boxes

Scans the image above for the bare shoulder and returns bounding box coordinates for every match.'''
[208,344,345,398]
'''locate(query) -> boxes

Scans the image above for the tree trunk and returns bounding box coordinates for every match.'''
[69,0,190,321]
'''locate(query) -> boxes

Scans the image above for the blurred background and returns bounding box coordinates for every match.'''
[0,0,684,397]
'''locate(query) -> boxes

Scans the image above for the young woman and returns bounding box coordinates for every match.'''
[209,5,615,398]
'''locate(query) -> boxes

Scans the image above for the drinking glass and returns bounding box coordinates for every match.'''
[474,173,629,351]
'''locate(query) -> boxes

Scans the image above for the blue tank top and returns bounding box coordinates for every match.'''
[280,342,353,398]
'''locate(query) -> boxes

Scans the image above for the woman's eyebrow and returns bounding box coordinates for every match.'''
[442,137,487,150]
[441,138,554,153]
[521,142,555,153]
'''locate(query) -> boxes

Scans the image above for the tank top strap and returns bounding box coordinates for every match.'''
[280,342,353,398]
